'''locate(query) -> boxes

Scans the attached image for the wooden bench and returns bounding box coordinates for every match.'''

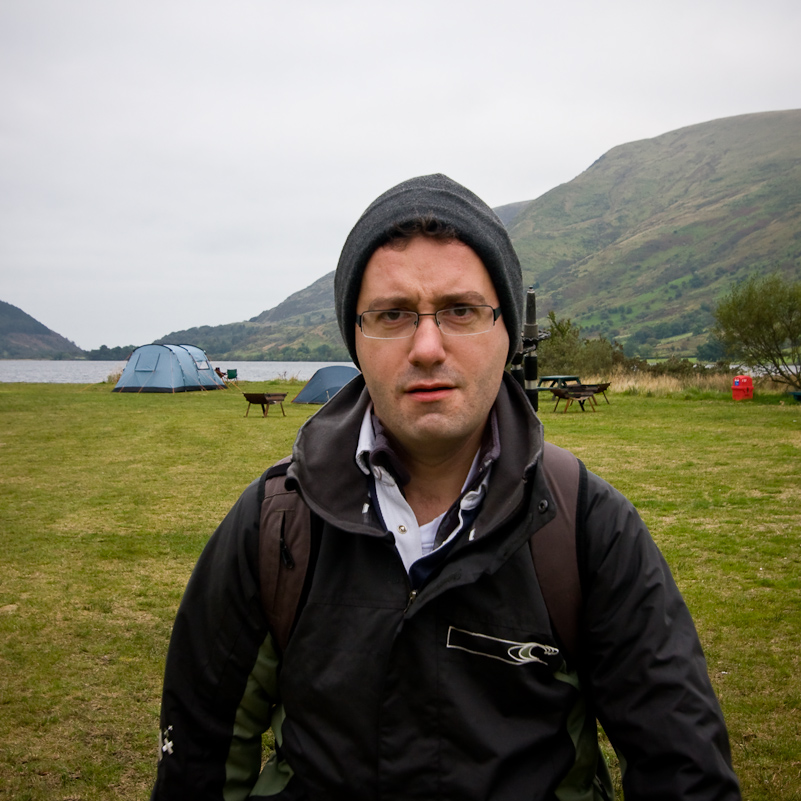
[579,381,611,404]
[243,392,287,417]
[550,386,598,412]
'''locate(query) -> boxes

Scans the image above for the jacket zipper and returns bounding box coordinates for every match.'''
[279,515,295,568]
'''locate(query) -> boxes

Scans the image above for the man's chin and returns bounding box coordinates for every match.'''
[407,417,473,450]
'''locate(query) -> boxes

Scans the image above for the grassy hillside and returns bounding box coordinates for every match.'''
[157,272,348,361]
[164,110,801,361]
[510,109,801,356]
[207,272,343,359]
[0,300,84,359]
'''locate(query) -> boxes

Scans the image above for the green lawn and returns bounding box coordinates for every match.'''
[0,381,799,799]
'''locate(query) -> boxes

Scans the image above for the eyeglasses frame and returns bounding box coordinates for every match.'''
[356,305,502,340]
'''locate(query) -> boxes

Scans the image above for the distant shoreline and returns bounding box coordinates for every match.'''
[0,360,356,384]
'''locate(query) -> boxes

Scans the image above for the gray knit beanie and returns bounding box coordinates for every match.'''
[335,173,523,366]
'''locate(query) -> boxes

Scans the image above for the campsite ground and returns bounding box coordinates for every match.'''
[0,378,799,799]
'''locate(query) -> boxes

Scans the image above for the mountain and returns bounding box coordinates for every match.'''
[155,271,348,361]
[165,109,801,359]
[508,109,801,355]
[0,300,84,359]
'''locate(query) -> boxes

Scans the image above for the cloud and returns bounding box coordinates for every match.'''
[1,0,799,349]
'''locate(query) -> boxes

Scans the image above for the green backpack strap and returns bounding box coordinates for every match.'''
[530,441,585,664]
[257,457,314,653]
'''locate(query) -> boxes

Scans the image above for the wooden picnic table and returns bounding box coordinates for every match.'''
[549,382,612,412]
[243,392,287,417]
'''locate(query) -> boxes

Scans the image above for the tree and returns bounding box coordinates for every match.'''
[537,311,616,376]
[696,337,727,363]
[713,273,801,390]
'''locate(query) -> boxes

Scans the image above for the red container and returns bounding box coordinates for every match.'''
[732,375,753,401]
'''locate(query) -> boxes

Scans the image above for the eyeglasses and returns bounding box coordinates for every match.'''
[356,305,501,340]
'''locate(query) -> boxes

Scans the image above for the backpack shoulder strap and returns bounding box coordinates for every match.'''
[530,441,585,663]
[257,457,314,653]
[258,446,585,659]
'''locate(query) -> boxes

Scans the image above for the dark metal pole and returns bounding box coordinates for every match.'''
[522,288,540,411]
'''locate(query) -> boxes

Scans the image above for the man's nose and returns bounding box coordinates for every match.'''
[407,314,446,365]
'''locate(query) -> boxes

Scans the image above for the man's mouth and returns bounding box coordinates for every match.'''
[406,384,454,399]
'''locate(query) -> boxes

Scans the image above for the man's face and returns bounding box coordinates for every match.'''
[354,236,509,464]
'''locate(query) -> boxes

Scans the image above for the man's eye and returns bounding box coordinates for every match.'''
[377,310,407,324]
[442,306,478,322]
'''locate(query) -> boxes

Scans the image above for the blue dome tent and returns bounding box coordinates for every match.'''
[113,344,226,393]
[292,365,359,404]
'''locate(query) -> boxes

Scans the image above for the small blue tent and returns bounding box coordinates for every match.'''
[292,365,359,404]
[113,344,225,393]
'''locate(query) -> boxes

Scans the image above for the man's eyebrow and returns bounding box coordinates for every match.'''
[439,291,490,306]
[364,296,413,310]
[364,291,490,310]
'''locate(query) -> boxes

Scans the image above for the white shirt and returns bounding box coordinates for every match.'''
[355,405,492,574]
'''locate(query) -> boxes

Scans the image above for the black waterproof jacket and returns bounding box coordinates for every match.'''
[152,374,740,801]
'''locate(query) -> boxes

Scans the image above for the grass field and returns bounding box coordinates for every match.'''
[1,378,799,799]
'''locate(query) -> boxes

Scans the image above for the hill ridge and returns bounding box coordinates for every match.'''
[0,300,83,359]
[6,109,800,360]
[154,109,801,361]
[507,109,801,355]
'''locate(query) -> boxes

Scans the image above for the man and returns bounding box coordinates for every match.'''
[152,174,740,800]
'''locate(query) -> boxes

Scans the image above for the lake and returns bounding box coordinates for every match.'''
[0,360,357,384]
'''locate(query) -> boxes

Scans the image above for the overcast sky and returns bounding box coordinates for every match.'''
[1,0,799,350]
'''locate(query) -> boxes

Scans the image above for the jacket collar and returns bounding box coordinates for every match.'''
[288,372,544,538]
